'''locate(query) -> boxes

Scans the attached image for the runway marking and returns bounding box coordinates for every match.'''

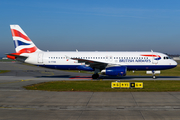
[20,79,31,82]
[0,80,25,85]
[0,78,35,85]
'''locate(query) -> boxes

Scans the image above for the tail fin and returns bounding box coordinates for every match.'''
[10,25,41,54]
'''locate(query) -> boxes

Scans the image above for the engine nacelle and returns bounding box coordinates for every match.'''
[101,66,127,76]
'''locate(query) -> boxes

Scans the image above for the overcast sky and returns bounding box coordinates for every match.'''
[0,0,180,57]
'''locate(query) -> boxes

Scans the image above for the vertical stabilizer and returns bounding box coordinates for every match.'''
[10,25,41,54]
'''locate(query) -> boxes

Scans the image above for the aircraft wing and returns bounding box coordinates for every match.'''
[71,57,108,70]
[70,57,123,70]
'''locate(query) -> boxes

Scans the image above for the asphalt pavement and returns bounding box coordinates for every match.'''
[0,62,180,120]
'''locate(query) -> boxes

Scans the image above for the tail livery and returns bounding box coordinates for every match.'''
[7,25,41,60]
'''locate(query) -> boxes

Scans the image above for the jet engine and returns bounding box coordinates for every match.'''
[101,66,126,76]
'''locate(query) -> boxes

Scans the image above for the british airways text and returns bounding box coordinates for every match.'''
[119,59,151,63]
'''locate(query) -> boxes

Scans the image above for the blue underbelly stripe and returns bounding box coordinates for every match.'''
[38,65,176,71]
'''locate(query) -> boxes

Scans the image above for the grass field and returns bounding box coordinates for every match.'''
[0,70,10,74]
[24,80,180,92]
[0,59,16,62]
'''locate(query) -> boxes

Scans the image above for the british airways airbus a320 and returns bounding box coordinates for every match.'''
[7,25,177,79]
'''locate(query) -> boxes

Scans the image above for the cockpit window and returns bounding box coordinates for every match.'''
[164,56,171,59]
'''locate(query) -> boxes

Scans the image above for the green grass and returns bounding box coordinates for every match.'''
[0,59,16,62]
[24,80,180,92]
[127,64,180,76]
[0,70,10,74]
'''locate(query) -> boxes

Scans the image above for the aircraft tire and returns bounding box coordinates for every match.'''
[92,74,99,79]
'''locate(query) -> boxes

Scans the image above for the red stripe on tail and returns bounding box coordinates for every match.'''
[17,46,37,54]
[7,46,37,60]
[11,29,31,41]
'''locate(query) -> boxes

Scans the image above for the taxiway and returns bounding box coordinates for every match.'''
[0,62,180,120]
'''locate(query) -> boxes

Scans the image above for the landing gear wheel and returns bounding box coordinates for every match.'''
[153,75,156,79]
[92,74,99,79]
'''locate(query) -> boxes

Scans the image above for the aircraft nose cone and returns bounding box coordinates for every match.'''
[172,60,177,66]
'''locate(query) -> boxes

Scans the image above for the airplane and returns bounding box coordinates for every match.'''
[7,25,177,79]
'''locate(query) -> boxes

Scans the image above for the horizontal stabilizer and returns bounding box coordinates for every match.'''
[6,53,28,60]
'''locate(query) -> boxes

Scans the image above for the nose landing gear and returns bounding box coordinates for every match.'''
[146,70,160,79]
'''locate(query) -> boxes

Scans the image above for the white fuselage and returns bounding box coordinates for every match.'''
[22,51,177,71]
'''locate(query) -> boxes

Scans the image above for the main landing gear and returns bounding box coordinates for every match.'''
[92,73,99,79]
[92,68,100,79]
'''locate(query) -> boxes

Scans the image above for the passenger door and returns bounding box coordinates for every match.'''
[38,53,43,63]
